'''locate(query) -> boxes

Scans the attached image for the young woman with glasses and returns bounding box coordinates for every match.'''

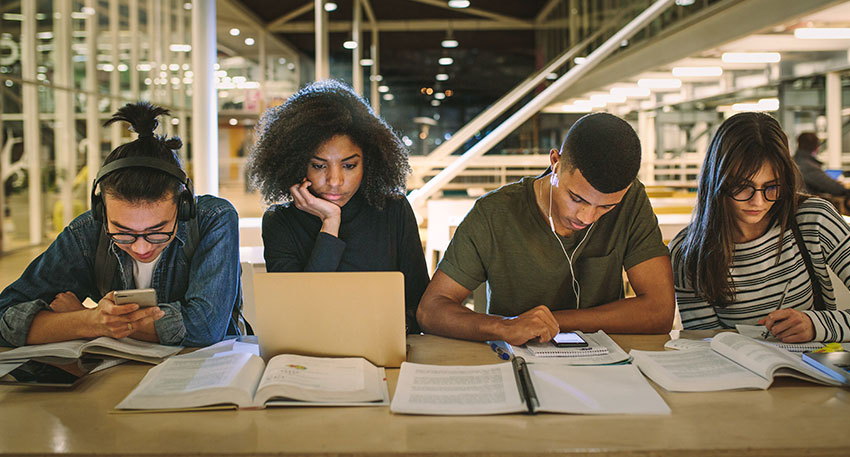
[669,112,850,343]
[0,102,242,347]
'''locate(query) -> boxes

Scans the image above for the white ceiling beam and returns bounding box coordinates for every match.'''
[270,18,570,33]
[267,2,314,30]
[536,0,562,23]
[406,0,531,25]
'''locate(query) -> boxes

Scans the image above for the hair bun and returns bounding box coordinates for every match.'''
[164,137,183,150]
[104,101,171,138]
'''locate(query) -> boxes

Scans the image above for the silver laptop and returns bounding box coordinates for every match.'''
[252,271,407,367]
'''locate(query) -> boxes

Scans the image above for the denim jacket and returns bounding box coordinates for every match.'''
[0,195,242,347]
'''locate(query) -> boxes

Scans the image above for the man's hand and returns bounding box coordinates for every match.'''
[497,305,560,346]
[758,308,815,343]
[84,292,165,339]
[49,291,84,313]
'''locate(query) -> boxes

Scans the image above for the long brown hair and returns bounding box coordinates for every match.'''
[680,112,799,307]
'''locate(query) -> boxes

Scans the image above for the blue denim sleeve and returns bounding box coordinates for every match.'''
[153,199,241,347]
[0,217,98,347]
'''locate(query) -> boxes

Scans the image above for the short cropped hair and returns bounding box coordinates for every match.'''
[247,79,409,209]
[100,102,185,204]
[797,132,819,153]
[560,112,641,193]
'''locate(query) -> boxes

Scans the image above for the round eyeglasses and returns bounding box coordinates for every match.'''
[729,184,780,202]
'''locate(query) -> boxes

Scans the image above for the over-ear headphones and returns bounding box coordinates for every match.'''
[91,157,196,223]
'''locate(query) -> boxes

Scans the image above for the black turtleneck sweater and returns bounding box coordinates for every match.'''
[261,192,429,333]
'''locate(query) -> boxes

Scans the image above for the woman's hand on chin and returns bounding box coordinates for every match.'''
[290,180,342,237]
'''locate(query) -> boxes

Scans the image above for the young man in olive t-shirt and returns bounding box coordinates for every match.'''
[416,113,674,345]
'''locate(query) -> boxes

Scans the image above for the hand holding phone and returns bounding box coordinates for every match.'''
[552,332,589,347]
[113,288,158,308]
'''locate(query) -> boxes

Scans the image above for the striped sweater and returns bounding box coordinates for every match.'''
[669,197,850,342]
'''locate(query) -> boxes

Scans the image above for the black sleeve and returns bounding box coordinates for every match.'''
[262,206,347,272]
[397,198,430,334]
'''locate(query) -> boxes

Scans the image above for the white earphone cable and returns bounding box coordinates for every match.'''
[548,174,593,309]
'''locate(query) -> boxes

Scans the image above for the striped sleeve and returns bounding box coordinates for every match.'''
[669,228,724,330]
[798,198,850,342]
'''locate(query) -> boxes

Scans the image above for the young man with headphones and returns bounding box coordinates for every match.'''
[0,102,242,347]
[417,113,675,345]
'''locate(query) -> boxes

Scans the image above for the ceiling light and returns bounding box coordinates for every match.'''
[438,57,454,65]
[610,86,651,97]
[378,85,389,93]
[574,99,606,108]
[431,100,441,107]
[444,89,453,97]
[546,73,558,80]
[324,2,338,12]
[448,0,470,7]
[435,92,446,100]
[732,98,779,112]
[169,44,191,52]
[671,66,722,77]
[425,87,434,95]
[637,78,682,89]
[674,0,695,5]
[794,28,850,39]
[590,93,626,104]
[435,73,449,81]
[343,41,357,49]
[228,118,238,126]
[183,3,191,10]
[229,28,240,36]
[244,38,255,46]
[561,104,592,113]
[573,57,586,65]
[117,64,128,72]
[383,93,394,101]
[721,52,780,63]
[359,58,373,66]
[441,39,459,48]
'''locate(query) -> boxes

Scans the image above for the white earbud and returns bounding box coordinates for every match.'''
[546,166,593,309]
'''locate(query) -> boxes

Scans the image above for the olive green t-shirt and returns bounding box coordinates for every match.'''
[438,176,668,317]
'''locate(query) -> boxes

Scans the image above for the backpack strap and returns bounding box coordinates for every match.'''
[790,218,826,311]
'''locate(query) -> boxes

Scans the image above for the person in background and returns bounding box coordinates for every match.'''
[0,102,243,347]
[671,113,850,343]
[247,80,428,333]
[793,131,850,214]
[416,112,675,346]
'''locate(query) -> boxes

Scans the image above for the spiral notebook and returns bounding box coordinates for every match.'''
[524,343,609,358]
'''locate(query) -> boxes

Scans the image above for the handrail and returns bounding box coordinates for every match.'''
[408,0,676,211]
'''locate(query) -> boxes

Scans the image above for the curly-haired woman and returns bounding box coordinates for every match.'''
[247,80,429,333]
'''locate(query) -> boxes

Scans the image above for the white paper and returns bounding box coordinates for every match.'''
[511,331,630,365]
[734,325,824,353]
[391,362,524,415]
[530,364,670,415]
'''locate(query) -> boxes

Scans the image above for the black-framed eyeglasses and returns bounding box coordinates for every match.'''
[729,184,780,202]
[105,214,178,245]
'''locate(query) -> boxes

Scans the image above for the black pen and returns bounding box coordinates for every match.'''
[762,279,791,339]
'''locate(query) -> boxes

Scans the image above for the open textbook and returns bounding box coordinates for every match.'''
[390,358,670,416]
[115,351,389,411]
[631,332,843,392]
[0,337,182,364]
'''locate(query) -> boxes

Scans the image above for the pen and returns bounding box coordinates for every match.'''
[762,279,792,339]
[486,340,514,360]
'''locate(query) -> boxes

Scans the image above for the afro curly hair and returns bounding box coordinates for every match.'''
[560,112,641,194]
[247,79,410,209]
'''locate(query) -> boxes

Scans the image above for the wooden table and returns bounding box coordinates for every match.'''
[1,332,848,456]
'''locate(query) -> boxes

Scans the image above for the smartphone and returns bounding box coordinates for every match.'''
[114,288,158,308]
[553,332,589,348]
[0,358,103,388]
